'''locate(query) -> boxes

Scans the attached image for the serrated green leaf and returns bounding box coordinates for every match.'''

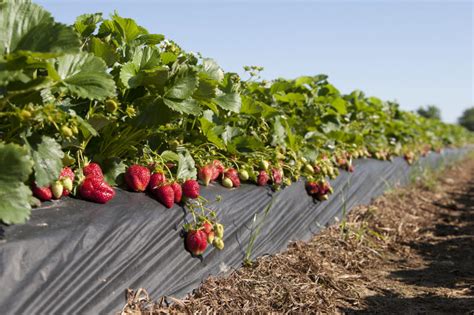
[176,150,196,180]
[240,96,277,117]
[55,52,116,100]
[0,183,32,224]
[222,125,241,145]
[271,116,286,146]
[160,150,179,162]
[75,115,99,137]
[0,142,34,183]
[199,117,225,149]
[74,13,102,38]
[0,1,80,54]
[136,33,165,45]
[89,37,116,66]
[214,92,241,113]
[202,58,224,82]
[163,97,202,115]
[165,73,198,100]
[228,135,264,153]
[194,73,218,99]
[26,136,63,187]
[331,98,347,115]
[132,96,174,127]
[0,142,34,225]
[160,51,177,64]
[119,61,139,88]
[109,13,146,44]
[103,158,126,186]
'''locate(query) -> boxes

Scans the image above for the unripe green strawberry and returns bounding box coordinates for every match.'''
[300,157,308,164]
[19,109,32,120]
[215,223,224,238]
[222,177,233,188]
[238,169,249,181]
[71,125,79,135]
[61,125,73,138]
[51,181,64,199]
[284,178,292,186]
[61,177,73,191]
[304,164,314,173]
[275,152,285,160]
[259,159,270,171]
[207,231,215,244]
[213,237,224,250]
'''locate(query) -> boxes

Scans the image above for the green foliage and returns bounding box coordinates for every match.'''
[0,143,34,224]
[458,107,474,131]
[0,0,472,225]
[417,105,441,120]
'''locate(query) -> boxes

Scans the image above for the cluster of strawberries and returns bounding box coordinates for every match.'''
[305,180,333,201]
[124,164,200,208]
[197,159,284,188]
[185,220,225,256]
[32,163,115,204]
[79,163,115,203]
[32,167,75,201]
[336,155,354,173]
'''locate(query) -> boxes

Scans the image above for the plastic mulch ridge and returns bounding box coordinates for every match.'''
[0,148,468,314]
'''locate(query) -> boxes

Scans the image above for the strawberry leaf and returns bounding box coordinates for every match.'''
[163,97,202,115]
[0,143,34,225]
[27,136,64,187]
[214,92,241,113]
[54,52,116,100]
[165,73,198,100]
[176,149,197,180]
[0,0,80,54]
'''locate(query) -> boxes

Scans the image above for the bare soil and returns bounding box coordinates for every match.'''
[121,156,474,314]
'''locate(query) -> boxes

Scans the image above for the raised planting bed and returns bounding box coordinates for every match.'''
[0,148,468,314]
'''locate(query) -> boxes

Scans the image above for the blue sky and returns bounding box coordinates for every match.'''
[38,0,473,123]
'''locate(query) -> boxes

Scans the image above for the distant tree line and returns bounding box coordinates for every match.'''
[416,105,474,131]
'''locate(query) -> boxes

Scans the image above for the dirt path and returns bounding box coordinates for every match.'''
[122,156,474,314]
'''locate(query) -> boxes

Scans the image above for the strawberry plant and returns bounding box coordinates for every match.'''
[0,0,472,230]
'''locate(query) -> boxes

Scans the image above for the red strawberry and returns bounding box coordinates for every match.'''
[170,182,182,203]
[83,162,103,179]
[211,160,224,181]
[306,182,319,195]
[32,184,53,201]
[271,168,283,185]
[202,221,213,234]
[198,164,214,186]
[182,179,200,199]
[79,176,115,204]
[348,165,355,173]
[257,170,270,186]
[60,167,75,181]
[148,172,166,191]
[153,184,175,208]
[224,168,240,188]
[125,164,151,192]
[318,181,331,195]
[186,229,208,256]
